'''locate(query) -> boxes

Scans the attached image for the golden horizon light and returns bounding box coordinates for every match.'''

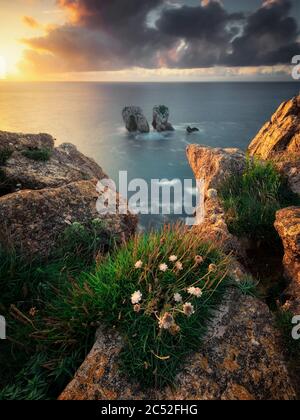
[0,56,7,79]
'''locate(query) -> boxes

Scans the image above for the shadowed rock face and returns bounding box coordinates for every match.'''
[275,207,300,315]
[152,105,174,132]
[59,289,296,401]
[122,106,150,133]
[0,179,137,258]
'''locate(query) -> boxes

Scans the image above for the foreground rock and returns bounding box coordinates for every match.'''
[186,145,246,255]
[0,179,137,257]
[1,141,107,191]
[275,207,300,315]
[152,105,174,132]
[248,95,300,195]
[0,130,54,152]
[122,106,150,133]
[59,289,295,400]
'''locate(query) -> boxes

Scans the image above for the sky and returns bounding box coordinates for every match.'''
[0,0,300,81]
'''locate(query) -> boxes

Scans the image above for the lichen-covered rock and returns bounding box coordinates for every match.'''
[0,130,54,153]
[275,207,300,314]
[186,145,246,255]
[2,142,107,191]
[0,179,137,257]
[122,107,150,133]
[152,105,174,132]
[248,96,300,160]
[59,289,296,401]
[275,158,300,196]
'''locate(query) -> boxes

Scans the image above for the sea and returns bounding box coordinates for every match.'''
[0,81,299,229]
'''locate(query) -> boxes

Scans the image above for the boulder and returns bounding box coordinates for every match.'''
[1,142,107,191]
[275,207,300,315]
[187,126,199,134]
[122,107,150,133]
[152,105,174,132]
[59,289,296,400]
[0,179,137,258]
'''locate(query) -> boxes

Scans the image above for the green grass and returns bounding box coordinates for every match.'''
[22,148,52,162]
[219,158,300,243]
[0,223,231,398]
[0,148,13,165]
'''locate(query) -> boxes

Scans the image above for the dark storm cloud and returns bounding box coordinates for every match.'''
[223,0,300,66]
[20,0,300,74]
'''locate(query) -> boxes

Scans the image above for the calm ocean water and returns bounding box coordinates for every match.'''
[0,82,299,228]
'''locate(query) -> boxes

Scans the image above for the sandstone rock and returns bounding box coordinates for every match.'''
[248,95,300,160]
[122,107,150,133]
[152,105,174,132]
[59,289,296,401]
[0,130,54,153]
[186,145,246,255]
[248,96,300,196]
[2,142,107,191]
[275,207,300,314]
[0,179,137,257]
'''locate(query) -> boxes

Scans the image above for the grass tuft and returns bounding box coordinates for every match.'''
[219,158,300,243]
[22,148,52,162]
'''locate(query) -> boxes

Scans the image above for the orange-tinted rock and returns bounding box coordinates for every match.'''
[59,289,296,401]
[275,207,300,314]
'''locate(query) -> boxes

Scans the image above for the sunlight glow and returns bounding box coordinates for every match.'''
[0,56,7,79]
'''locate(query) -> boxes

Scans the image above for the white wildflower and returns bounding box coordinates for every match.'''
[183,303,195,317]
[159,312,175,330]
[174,293,183,303]
[134,260,143,269]
[188,287,203,298]
[169,255,178,262]
[175,261,183,271]
[159,263,168,272]
[131,290,142,305]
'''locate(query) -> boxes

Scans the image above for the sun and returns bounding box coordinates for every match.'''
[0,56,7,79]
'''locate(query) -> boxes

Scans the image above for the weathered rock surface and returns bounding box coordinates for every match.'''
[275,207,300,315]
[2,142,107,191]
[0,179,137,257]
[59,289,296,401]
[186,145,246,255]
[0,130,54,152]
[152,105,174,132]
[248,95,300,160]
[248,96,300,195]
[122,107,150,133]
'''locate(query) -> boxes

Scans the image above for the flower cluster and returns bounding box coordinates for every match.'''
[130,254,216,335]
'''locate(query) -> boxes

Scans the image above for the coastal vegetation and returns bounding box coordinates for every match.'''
[219,158,300,243]
[0,223,231,398]
[22,148,52,162]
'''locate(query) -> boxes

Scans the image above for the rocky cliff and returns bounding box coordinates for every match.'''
[248,95,300,195]
[0,131,137,257]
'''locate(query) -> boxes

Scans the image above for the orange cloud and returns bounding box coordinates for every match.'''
[22,16,40,29]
